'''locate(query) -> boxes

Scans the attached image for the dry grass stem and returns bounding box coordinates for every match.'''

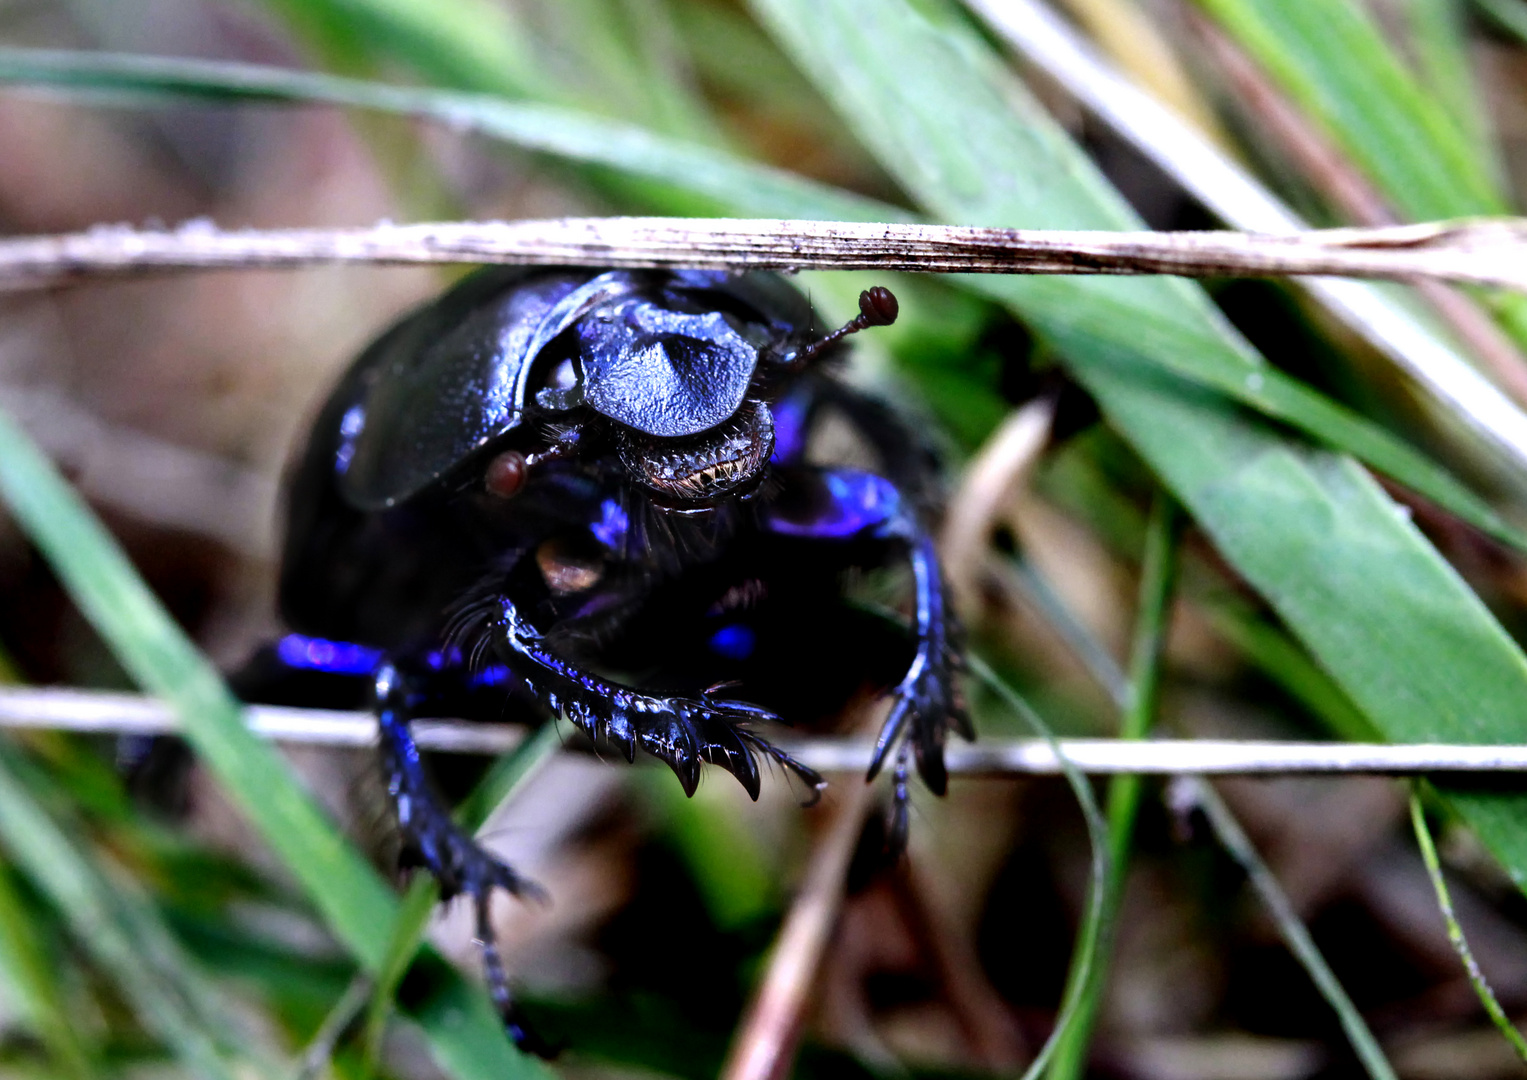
[7,687,1527,775]
[719,767,877,1080]
[4,216,1527,293]
[941,397,1057,619]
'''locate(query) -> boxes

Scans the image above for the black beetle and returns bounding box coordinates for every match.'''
[246,266,970,1051]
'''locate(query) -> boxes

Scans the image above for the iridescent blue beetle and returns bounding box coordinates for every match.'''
[253,267,969,1050]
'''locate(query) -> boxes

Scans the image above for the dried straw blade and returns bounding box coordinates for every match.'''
[2,217,1527,292]
[6,687,1527,775]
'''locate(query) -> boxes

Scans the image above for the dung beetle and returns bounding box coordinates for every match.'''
[246,266,970,1051]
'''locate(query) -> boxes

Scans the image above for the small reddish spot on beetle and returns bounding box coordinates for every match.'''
[536,538,605,594]
[484,450,528,498]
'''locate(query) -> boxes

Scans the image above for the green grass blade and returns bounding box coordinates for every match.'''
[1193,0,1505,220]
[0,743,244,1080]
[1474,0,1527,44]
[364,879,440,1071]
[1189,778,1398,1080]
[0,859,94,1078]
[1200,601,1377,742]
[744,0,1527,898]
[1046,494,1179,1080]
[451,718,567,833]
[969,657,1111,1080]
[261,0,541,97]
[519,0,724,140]
[0,408,546,1078]
[1409,790,1527,1065]
[1199,0,1527,357]
[0,407,396,960]
[1005,553,1130,707]
[0,47,896,222]
[1400,0,1500,183]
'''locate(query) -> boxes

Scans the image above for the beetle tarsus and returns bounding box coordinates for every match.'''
[475,891,558,1058]
[887,741,912,858]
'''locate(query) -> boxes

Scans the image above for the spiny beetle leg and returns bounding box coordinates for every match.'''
[867,536,969,798]
[888,740,912,858]
[374,663,551,1055]
[497,602,822,801]
[474,891,558,1057]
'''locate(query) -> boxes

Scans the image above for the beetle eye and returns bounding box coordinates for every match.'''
[548,357,578,390]
[484,450,528,498]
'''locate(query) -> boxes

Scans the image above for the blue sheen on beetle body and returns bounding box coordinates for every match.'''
[708,623,757,661]
[276,633,383,676]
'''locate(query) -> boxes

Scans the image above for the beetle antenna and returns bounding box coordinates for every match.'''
[787,286,899,368]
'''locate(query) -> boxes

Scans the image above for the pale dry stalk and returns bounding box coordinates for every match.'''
[5,216,1527,291]
[718,767,878,1080]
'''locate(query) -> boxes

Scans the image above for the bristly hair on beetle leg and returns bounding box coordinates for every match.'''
[443,592,503,674]
[785,287,900,369]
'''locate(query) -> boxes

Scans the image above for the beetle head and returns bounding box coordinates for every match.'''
[531,283,778,509]
[528,277,898,510]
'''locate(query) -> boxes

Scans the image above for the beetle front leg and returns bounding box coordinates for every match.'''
[493,601,824,802]
[372,659,552,1054]
[864,530,971,796]
[764,468,970,838]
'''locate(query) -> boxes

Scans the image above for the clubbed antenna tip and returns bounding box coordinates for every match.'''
[789,286,900,367]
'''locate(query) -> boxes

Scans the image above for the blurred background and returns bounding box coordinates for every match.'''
[3,1,1527,1078]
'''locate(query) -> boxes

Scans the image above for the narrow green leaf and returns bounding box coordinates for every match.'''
[451,718,567,833]
[1473,0,1527,45]
[969,658,1111,1080]
[1047,494,1179,1079]
[364,721,565,1071]
[1200,601,1378,742]
[743,0,1527,896]
[1191,1,1527,376]
[364,878,440,1071]
[1190,778,1398,1080]
[1193,0,1505,219]
[0,409,396,960]
[1399,0,1500,183]
[1038,437,1377,742]
[0,744,243,1080]
[0,48,895,222]
[0,859,94,1078]
[0,407,547,1078]
[1409,791,1527,1065]
[520,0,725,140]
[261,0,541,98]
[1095,363,1527,885]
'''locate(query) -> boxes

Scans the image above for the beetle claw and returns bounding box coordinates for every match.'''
[869,632,966,821]
[700,721,762,801]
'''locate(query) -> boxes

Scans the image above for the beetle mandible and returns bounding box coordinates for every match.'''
[244,267,971,1051]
